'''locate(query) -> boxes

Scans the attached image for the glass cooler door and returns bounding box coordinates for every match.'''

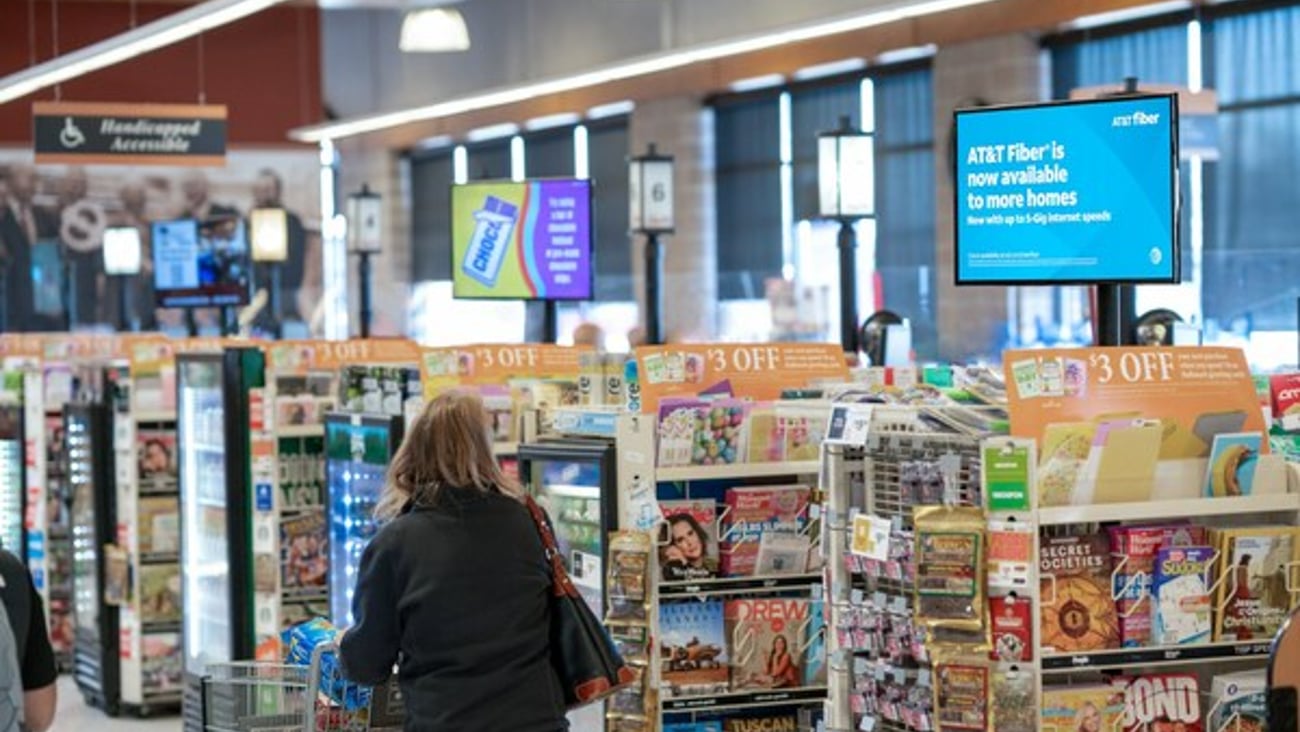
[518,440,617,619]
[0,404,24,559]
[325,413,403,627]
[178,357,232,677]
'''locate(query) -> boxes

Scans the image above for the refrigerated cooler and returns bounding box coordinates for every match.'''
[178,349,263,731]
[0,403,25,560]
[518,438,618,732]
[67,402,120,714]
[325,412,404,627]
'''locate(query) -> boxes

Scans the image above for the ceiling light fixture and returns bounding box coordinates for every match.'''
[792,57,868,81]
[290,0,1002,142]
[400,7,471,53]
[0,0,289,106]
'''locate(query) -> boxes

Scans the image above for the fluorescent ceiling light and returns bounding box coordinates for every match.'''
[0,0,288,105]
[524,112,581,131]
[793,57,867,81]
[400,7,471,53]
[290,0,1002,142]
[730,73,786,92]
[873,43,937,65]
[1066,0,1190,30]
[587,100,635,119]
[412,134,453,151]
[465,122,520,142]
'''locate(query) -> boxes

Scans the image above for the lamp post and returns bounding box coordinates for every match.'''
[817,115,874,354]
[250,207,288,338]
[629,143,675,345]
[346,184,382,338]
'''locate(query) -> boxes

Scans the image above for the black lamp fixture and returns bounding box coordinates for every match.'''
[629,143,675,346]
[346,184,383,338]
[817,115,874,353]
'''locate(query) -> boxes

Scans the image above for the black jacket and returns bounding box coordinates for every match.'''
[340,489,568,732]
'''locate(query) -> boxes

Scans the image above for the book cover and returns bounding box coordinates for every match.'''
[724,598,810,691]
[721,485,810,577]
[1041,685,1124,732]
[1108,524,1208,647]
[139,565,181,625]
[281,511,329,597]
[142,633,183,692]
[1152,546,1215,645]
[803,600,827,687]
[1204,432,1263,497]
[1121,674,1202,732]
[1039,534,1120,653]
[660,600,729,698]
[137,430,177,481]
[1209,670,1267,732]
[659,500,720,581]
[138,496,179,556]
[1215,527,1299,641]
[723,716,799,732]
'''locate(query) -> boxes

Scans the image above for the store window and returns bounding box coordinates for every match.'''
[714,92,784,302]
[1202,3,1300,367]
[408,148,454,283]
[1046,21,1194,350]
[873,64,937,359]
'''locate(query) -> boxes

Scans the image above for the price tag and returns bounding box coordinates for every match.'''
[851,513,892,562]
[983,440,1033,513]
[826,404,874,446]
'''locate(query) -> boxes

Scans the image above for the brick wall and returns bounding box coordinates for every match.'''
[933,33,1046,359]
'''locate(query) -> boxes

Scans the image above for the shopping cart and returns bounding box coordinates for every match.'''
[201,643,404,731]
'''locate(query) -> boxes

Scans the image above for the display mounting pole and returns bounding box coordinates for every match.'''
[1095,285,1122,347]
[116,275,131,332]
[184,309,198,337]
[357,251,373,339]
[838,219,859,353]
[268,263,282,339]
[541,300,558,344]
[645,231,664,345]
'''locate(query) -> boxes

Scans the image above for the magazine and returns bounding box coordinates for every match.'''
[660,600,730,698]
[281,511,329,597]
[1214,527,1299,641]
[138,496,179,556]
[725,598,811,691]
[658,500,720,581]
[721,485,810,577]
[142,633,183,692]
[139,565,182,625]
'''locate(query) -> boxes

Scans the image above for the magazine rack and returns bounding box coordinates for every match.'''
[821,406,1300,732]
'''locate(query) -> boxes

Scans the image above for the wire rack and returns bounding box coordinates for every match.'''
[847,407,990,732]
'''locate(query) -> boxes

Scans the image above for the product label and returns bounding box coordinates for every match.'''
[917,532,981,597]
[983,442,1031,513]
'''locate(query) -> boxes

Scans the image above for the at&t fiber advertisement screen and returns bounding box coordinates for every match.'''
[954,94,1178,285]
[451,179,593,300]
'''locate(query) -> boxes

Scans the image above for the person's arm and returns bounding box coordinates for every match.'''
[339,530,400,686]
[22,578,58,732]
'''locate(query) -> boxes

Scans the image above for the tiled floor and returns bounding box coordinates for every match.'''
[53,676,181,731]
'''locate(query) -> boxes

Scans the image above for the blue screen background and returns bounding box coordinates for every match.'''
[955,96,1177,284]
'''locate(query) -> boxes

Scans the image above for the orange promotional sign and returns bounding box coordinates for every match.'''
[0,334,46,358]
[265,339,421,375]
[1006,347,1268,505]
[458,344,592,386]
[634,342,850,413]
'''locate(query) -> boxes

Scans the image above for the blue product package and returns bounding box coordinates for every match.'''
[281,618,371,711]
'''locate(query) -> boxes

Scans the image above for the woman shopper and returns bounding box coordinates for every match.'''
[339,389,568,732]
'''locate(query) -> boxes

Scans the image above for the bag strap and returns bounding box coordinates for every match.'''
[523,495,580,598]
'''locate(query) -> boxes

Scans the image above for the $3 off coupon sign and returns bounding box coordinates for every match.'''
[1005,346,1267,456]
[633,343,848,413]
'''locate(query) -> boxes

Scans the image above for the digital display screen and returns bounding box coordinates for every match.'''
[451,179,593,300]
[152,217,250,308]
[954,94,1179,285]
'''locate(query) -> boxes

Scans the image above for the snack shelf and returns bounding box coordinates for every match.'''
[276,425,324,439]
[660,685,828,713]
[658,573,822,599]
[1041,639,1274,672]
[1036,492,1300,526]
[656,460,822,483]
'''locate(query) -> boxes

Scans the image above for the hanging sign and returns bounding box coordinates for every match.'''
[459,344,591,385]
[634,342,849,413]
[33,101,227,166]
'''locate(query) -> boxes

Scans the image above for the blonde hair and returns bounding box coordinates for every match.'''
[375,389,518,521]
